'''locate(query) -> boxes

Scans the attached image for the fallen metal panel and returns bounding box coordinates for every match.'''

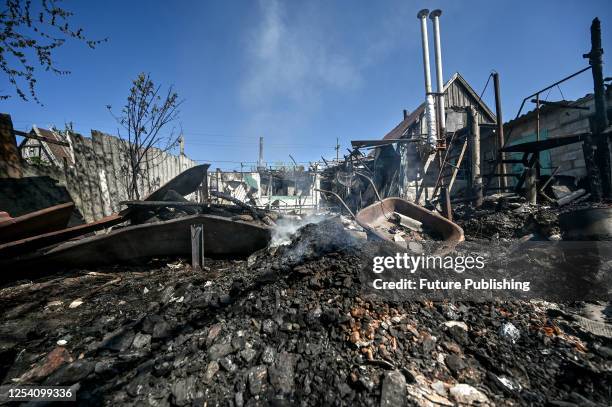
[2,215,271,278]
[0,213,126,258]
[0,202,74,244]
[145,164,210,201]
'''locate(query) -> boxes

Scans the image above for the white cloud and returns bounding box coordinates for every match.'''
[240,0,362,108]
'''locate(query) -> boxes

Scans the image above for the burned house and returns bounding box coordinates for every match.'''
[384,73,496,203]
[0,7,611,406]
[334,73,497,212]
[208,165,322,213]
[480,86,612,190]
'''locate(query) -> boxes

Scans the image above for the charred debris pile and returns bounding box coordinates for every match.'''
[0,216,611,406]
[1,11,612,406]
[0,159,611,406]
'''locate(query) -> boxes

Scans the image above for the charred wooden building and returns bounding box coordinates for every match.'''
[343,73,496,210]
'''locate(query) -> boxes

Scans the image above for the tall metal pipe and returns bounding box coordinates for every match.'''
[258,136,264,169]
[417,9,437,149]
[429,9,446,135]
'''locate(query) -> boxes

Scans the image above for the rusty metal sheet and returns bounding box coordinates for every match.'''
[0,213,126,258]
[0,202,74,244]
[2,214,270,279]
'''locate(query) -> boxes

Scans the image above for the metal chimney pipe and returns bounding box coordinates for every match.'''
[429,9,446,135]
[258,136,264,169]
[417,9,437,149]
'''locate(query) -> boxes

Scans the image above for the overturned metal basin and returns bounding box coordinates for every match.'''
[3,214,270,278]
[356,197,464,245]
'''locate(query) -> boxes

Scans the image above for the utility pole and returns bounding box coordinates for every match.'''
[178,134,185,156]
[582,17,609,201]
[585,17,611,199]
[492,72,507,190]
[335,138,340,162]
[535,93,541,180]
[258,136,264,170]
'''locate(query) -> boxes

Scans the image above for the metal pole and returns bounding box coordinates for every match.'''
[417,9,437,149]
[440,186,452,221]
[267,166,272,209]
[430,10,446,136]
[512,66,591,126]
[336,137,339,162]
[258,136,264,169]
[314,164,320,211]
[216,168,220,203]
[469,107,483,207]
[190,224,204,270]
[492,72,506,190]
[536,93,541,180]
[202,166,209,204]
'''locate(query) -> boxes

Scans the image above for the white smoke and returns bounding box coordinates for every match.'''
[270,214,328,247]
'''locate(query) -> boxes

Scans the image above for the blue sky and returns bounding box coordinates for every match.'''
[2,0,611,170]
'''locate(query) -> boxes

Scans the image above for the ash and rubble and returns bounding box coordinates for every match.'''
[454,198,561,242]
[1,210,611,406]
[1,8,611,407]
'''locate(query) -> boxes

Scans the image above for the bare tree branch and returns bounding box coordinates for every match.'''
[0,0,106,103]
[107,72,183,200]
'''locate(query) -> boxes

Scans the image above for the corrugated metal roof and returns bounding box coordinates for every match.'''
[504,84,612,129]
[504,93,595,129]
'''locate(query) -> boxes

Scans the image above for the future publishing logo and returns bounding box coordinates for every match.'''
[370,253,531,293]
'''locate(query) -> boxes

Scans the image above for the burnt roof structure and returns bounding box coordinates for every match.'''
[381,72,496,141]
